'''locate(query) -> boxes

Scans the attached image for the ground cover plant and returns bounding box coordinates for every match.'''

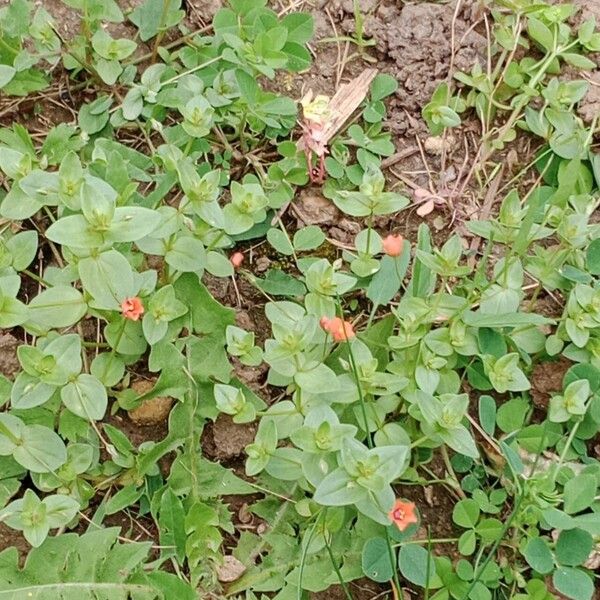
[0,0,599,598]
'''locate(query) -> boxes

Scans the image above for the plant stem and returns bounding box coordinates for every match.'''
[325,534,353,600]
[151,0,172,64]
[239,108,249,153]
[82,341,110,349]
[344,325,371,445]
[276,215,299,264]
[440,446,466,499]
[228,484,298,592]
[128,26,212,66]
[551,416,584,485]
[393,537,459,546]
[424,527,432,600]
[298,515,320,600]
[23,269,49,286]
[410,435,429,449]
[161,54,223,86]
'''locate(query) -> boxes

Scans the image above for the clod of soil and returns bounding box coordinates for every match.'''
[202,414,257,461]
[530,357,572,409]
[294,190,340,226]
[128,379,174,426]
[231,358,267,390]
[0,333,21,379]
[329,218,362,244]
[424,134,457,156]
[579,71,600,123]
[217,555,246,582]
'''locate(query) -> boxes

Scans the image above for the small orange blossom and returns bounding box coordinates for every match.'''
[121,297,144,321]
[319,316,332,331]
[388,499,418,531]
[230,252,244,268]
[320,316,355,342]
[382,234,404,257]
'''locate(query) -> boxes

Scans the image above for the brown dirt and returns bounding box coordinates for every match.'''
[530,357,572,410]
[102,508,159,547]
[128,379,174,426]
[312,578,385,600]
[573,0,600,24]
[532,294,565,320]
[360,0,486,136]
[285,0,494,250]
[202,414,257,461]
[205,274,272,349]
[295,190,341,226]
[0,522,29,557]
[106,411,169,451]
[32,0,82,39]
[128,395,174,426]
[186,0,222,23]
[579,70,600,123]
[0,333,20,379]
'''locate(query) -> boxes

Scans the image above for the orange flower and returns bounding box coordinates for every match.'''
[321,316,355,342]
[388,499,418,531]
[319,316,332,331]
[121,297,144,321]
[230,251,244,268]
[382,234,404,257]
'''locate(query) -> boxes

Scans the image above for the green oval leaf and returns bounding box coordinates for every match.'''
[555,528,594,566]
[523,537,554,574]
[26,286,87,332]
[361,537,394,583]
[398,543,436,587]
[13,425,67,473]
[552,567,594,600]
[61,374,108,421]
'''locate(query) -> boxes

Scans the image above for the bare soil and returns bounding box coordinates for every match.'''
[0,333,20,379]
[530,357,572,410]
[203,414,258,461]
[362,1,487,135]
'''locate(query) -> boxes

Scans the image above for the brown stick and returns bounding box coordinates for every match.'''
[380,145,420,169]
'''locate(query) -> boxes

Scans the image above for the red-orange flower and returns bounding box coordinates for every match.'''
[382,234,404,257]
[230,251,244,268]
[320,316,355,342]
[319,316,332,331]
[121,297,144,321]
[388,499,418,531]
